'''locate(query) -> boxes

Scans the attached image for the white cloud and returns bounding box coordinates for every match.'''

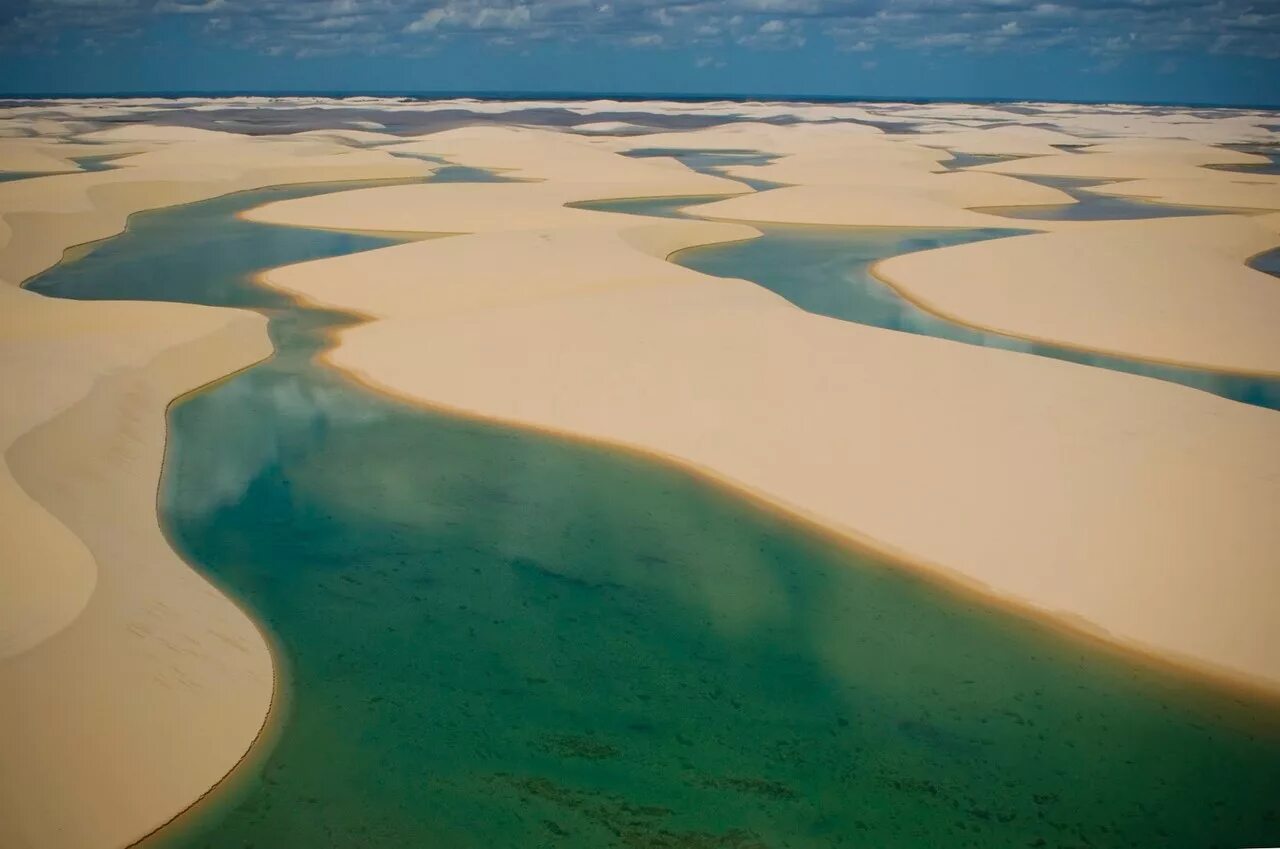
[154,0,227,12]
[406,1,532,33]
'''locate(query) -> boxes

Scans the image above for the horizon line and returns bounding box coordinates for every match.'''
[2,89,1279,112]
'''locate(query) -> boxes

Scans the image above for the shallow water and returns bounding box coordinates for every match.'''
[27,179,1280,848]
[0,154,123,184]
[978,174,1222,221]
[1211,147,1280,176]
[577,193,1280,409]
[623,147,785,191]
[939,152,1020,170]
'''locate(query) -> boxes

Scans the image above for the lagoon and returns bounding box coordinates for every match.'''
[26,179,1280,849]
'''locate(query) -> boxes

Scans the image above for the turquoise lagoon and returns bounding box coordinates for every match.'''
[576,186,1280,409]
[24,178,1280,848]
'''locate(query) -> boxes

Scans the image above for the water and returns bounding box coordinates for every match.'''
[1253,246,1280,278]
[978,175,1221,221]
[26,179,1280,848]
[1211,147,1280,176]
[623,148,786,191]
[576,193,1280,409]
[939,152,1019,170]
[26,181,414,307]
[0,152,148,183]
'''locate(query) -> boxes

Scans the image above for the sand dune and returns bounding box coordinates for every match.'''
[877,214,1280,374]
[0,287,274,849]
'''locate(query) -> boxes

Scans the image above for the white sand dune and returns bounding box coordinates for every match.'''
[877,214,1280,374]
[0,287,274,849]
[1082,175,1280,212]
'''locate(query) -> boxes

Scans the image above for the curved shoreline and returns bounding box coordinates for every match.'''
[127,347,287,849]
[662,209,1280,381]
[316,284,1280,716]
[1,166,427,847]
[866,256,1280,380]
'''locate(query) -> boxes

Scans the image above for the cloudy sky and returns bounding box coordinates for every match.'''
[1,0,1277,104]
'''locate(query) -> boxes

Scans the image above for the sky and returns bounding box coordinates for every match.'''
[0,0,1278,105]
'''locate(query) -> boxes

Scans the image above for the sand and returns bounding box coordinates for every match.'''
[876,214,1280,374]
[246,125,1280,700]
[0,288,275,849]
[0,129,428,849]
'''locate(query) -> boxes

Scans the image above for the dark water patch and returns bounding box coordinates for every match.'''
[73,152,129,172]
[1210,146,1280,176]
[570,193,734,219]
[575,192,1280,408]
[430,163,524,182]
[938,152,1022,170]
[583,192,1280,404]
[1251,245,1280,278]
[0,153,132,184]
[980,174,1221,220]
[24,178,1280,849]
[622,147,784,191]
[670,222,1280,409]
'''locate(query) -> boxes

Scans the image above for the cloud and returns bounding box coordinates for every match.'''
[2,0,1277,60]
[154,0,228,13]
[405,1,532,33]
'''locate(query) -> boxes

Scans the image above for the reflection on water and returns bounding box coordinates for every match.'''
[577,190,1280,410]
[27,179,1280,849]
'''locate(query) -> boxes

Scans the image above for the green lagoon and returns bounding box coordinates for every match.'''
[25,178,1280,848]
[577,180,1280,409]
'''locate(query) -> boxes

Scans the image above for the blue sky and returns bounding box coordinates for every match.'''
[1,0,1278,105]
